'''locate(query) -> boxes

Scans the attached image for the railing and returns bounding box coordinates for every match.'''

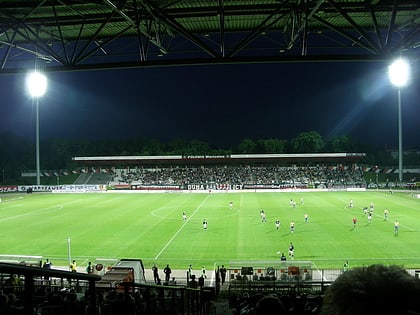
[0,262,216,315]
[115,281,215,315]
[2,261,419,315]
[0,262,101,315]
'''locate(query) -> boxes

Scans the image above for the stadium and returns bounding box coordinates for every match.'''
[1,1,420,314]
[1,152,420,314]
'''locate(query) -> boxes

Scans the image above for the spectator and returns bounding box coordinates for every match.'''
[43,259,52,281]
[65,290,85,315]
[188,275,198,289]
[198,275,205,288]
[320,264,420,315]
[254,294,287,315]
[4,274,20,295]
[0,294,8,311]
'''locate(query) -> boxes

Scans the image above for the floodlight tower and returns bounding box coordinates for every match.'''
[67,237,71,270]
[26,72,47,186]
[388,58,410,183]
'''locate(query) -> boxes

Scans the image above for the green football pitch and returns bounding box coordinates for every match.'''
[0,191,419,271]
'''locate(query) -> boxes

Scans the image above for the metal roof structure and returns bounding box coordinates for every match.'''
[0,0,419,73]
[72,152,366,166]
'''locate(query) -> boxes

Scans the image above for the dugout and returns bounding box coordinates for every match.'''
[95,258,145,290]
[228,260,313,283]
[0,255,42,268]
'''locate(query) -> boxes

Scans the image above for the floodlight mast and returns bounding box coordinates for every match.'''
[388,58,410,183]
[67,237,71,271]
[26,72,47,186]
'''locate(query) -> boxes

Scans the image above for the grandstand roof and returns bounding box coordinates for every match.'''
[1,1,419,73]
[72,153,366,166]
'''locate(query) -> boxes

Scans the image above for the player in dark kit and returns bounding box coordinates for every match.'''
[288,242,295,259]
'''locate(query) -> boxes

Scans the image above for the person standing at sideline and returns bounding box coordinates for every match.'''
[220,265,227,285]
[86,261,94,274]
[152,264,159,283]
[43,259,52,270]
[343,260,349,272]
[187,264,193,279]
[70,260,77,272]
[201,266,207,279]
[163,264,172,283]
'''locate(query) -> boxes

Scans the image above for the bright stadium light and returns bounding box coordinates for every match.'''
[26,71,47,186]
[26,72,47,97]
[388,58,410,87]
[388,58,410,183]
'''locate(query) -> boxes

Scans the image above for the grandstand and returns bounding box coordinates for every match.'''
[73,172,113,185]
[72,153,367,189]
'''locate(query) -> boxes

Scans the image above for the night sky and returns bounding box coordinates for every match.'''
[0,60,419,150]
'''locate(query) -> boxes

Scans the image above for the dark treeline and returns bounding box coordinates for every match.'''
[0,131,418,181]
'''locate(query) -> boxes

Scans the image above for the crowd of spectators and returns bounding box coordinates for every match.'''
[3,263,420,314]
[229,264,420,315]
[0,278,208,315]
[231,291,323,315]
[110,164,364,188]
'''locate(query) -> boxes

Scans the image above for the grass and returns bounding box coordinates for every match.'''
[0,190,419,271]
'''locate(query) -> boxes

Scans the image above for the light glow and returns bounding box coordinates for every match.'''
[388,58,410,88]
[26,71,47,97]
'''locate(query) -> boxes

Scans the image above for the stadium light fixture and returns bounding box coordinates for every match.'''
[388,58,410,183]
[26,71,47,186]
